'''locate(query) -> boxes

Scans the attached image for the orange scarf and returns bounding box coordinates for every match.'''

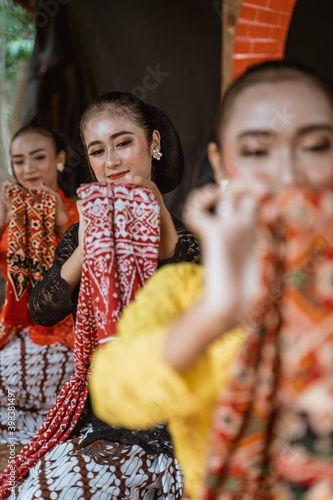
[203,187,333,499]
[0,186,74,349]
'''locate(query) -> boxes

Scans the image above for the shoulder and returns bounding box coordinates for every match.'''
[131,262,204,314]
[146,262,204,291]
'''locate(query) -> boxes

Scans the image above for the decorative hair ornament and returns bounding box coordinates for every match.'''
[152,148,163,161]
[56,162,65,172]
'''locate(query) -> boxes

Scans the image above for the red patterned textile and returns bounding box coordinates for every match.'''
[0,183,160,499]
[5,186,56,325]
[0,186,56,349]
[203,187,333,499]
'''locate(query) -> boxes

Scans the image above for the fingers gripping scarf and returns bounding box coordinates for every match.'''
[0,183,160,498]
[0,186,56,348]
[203,187,333,500]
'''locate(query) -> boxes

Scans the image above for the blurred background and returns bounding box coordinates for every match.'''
[1,0,333,215]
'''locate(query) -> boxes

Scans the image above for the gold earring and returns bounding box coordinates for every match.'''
[152,148,162,161]
[56,162,65,172]
[219,178,229,192]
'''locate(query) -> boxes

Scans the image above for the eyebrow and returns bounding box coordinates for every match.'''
[87,131,134,149]
[237,124,333,140]
[11,148,46,158]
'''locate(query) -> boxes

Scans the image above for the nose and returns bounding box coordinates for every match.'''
[106,149,121,169]
[277,148,298,186]
[24,159,36,173]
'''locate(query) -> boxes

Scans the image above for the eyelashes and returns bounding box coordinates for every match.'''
[239,141,332,157]
[13,155,47,165]
[117,140,132,148]
[89,149,104,157]
[240,149,268,157]
[89,140,133,157]
[303,141,331,152]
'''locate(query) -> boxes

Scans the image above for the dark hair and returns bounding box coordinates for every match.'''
[215,60,333,147]
[10,124,71,187]
[80,91,184,194]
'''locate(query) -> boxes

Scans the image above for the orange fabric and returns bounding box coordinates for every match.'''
[58,188,79,235]
[28,316,75,349]
[0,189,78,350]
[0,189,78,283]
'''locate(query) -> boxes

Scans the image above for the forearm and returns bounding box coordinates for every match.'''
[55,215,69,239]
[163,234,238,373]
[163,298,236,373]
[60,246,83,293]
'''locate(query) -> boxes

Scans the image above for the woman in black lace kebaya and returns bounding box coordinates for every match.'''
[9,93,200,499]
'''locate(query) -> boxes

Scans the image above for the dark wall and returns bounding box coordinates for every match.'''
[23,0,221,216]
[285,0,333,89]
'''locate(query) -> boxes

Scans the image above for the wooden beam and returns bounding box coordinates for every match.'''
[222,0,243,95]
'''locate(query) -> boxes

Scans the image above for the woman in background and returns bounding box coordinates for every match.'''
[0,125,78,447]
[2,92,200,499]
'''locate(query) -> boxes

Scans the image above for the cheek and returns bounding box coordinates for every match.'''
[123,146,145,164]
[127,147,151,176]
[12,166,23,182]
[89,158,104,178]
[302,160,333,188]
[222,149,241,178]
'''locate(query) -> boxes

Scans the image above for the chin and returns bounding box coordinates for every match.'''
[24,182,42,190]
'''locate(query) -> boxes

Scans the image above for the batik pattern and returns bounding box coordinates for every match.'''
[203,187,333,499]
[5,186,56,322]
[7,422,183,500]
[0,329,74,446]
[0,187,56,349]
[0,183,160,499]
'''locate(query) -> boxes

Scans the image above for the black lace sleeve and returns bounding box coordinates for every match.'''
[29,223,80,326]
[158,215,201,267]
[29,216,199,326]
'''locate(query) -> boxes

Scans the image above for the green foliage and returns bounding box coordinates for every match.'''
[4,1,35,85]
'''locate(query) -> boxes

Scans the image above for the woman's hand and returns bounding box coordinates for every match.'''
[123,174,179,261]
[163,179,271,373]
[40,183,69,238]
[0,181,14,234]
[183,179,269,325]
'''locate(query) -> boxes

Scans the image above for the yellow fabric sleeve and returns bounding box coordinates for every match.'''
[89,262,245,499]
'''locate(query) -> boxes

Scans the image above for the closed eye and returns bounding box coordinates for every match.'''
[117,140,132,148]
[240,149,268,157]
[304,141,331,152]
[89,149,105,156]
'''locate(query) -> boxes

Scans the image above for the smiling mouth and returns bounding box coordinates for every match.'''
[107,170,130,181]
[25,177,41,183]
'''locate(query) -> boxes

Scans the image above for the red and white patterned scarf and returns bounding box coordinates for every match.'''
[203,187,333,499]
[0,183,160,499]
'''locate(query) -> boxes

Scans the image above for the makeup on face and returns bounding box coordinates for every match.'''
[219,80,333,189]
[11,132,59,191]
[83,112,153,184]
